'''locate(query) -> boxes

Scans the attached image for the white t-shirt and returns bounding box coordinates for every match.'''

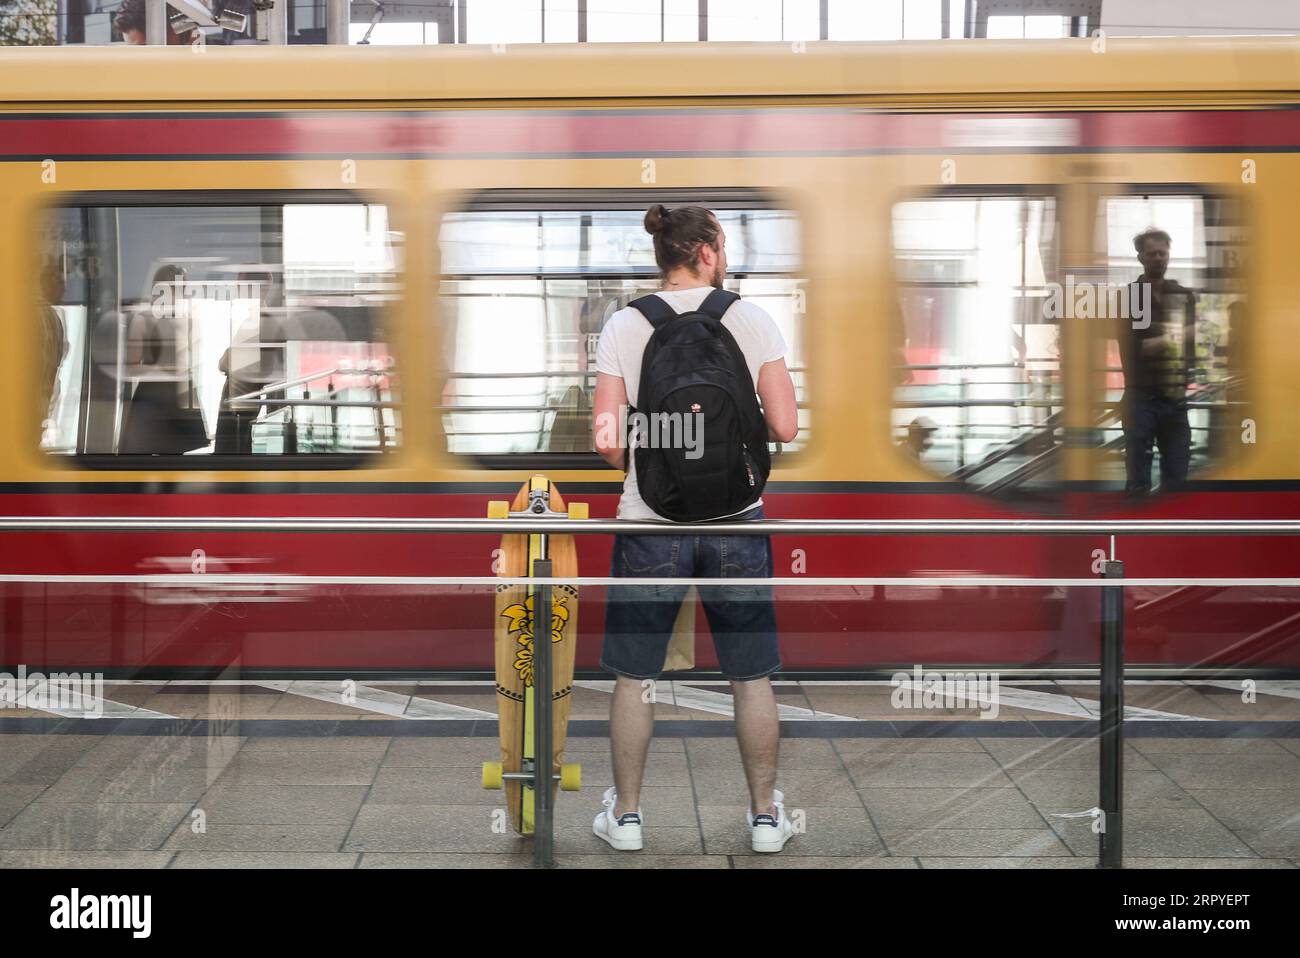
[594,286,788,520]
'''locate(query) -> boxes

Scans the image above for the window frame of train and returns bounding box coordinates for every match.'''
[1088,183,1249,491]
[36,191,404,471]
[889,184,1064,503]
[437,187,807,470]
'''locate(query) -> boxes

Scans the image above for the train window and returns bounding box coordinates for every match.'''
[1093,191,1246,492]
[37,199,402,464]
[891,193,1062,496]
[438,194,805,463]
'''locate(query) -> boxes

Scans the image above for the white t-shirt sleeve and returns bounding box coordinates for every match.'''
[594,315,623,378]
[752,307,788,365]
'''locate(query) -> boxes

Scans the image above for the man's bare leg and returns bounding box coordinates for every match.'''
[610,675,654,816]
[732,677,779,815]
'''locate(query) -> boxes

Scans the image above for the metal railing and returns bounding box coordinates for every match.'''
[5,513,1300,869]
[4,517,1299,535]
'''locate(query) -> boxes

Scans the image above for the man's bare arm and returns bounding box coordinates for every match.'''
[757,357,798,443]
[593,371,628,470]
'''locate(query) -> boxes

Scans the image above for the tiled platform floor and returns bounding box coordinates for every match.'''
[1,680,1297,868]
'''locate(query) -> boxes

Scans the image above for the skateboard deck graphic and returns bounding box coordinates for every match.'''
[483,475,583,834]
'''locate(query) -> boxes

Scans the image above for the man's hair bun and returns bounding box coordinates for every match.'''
[644,204,670,235]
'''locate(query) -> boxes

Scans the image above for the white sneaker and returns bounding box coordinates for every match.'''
[593,786,643,851]
[747,789,795,853]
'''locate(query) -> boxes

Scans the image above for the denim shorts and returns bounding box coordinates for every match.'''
[601,506,781,682]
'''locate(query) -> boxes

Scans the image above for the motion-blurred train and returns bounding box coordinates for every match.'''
[1,37,1297,677]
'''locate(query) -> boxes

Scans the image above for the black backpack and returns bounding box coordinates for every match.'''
[628,288,770,522]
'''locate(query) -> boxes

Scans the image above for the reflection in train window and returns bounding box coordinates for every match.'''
[1094,192,1246,492]
[438,199,805,460]
[892,194,1060,494]
[38,200,402,460]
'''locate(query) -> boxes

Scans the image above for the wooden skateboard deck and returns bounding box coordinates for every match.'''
[490,476,581,834]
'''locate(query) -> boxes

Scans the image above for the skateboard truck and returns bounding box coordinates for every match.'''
[482,760,582,791]
[487,498,589,521]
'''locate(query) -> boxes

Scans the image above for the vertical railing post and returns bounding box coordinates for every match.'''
[1098,558,1125,868]
[145,0,168,44]
[532,557,554,868]
[326,0,350,44]
[958,369,968,471]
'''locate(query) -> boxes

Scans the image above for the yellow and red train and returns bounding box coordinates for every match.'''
[1,37,1297,675]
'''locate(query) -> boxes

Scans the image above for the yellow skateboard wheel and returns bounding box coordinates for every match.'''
[567,502,588,520]
[482,761,503,790]
[487,501,510,519]
[559,762,581,792]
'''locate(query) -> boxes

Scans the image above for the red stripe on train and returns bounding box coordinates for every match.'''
[1,490,1298,670]
[0,109,1297,158]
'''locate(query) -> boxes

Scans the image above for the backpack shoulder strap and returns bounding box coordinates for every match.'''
[717,323,758,395]
[629,294,678,329]
[697,288,740,321]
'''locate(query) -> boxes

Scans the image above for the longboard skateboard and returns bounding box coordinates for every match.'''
[482,475,585,834]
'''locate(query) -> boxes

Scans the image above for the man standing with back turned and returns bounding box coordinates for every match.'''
[591,204,799,852]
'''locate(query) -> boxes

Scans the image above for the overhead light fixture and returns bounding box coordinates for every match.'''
[169,14,198,34]
[168,0,220,27]
[217,8,249,32]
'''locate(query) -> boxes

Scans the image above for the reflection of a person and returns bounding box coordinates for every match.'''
[215,270,282,454]
[114,0,197,44]
[119,264,209,455]
[899,416,938,461]
[38,265,68,447]
[1119,229,1196,494]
